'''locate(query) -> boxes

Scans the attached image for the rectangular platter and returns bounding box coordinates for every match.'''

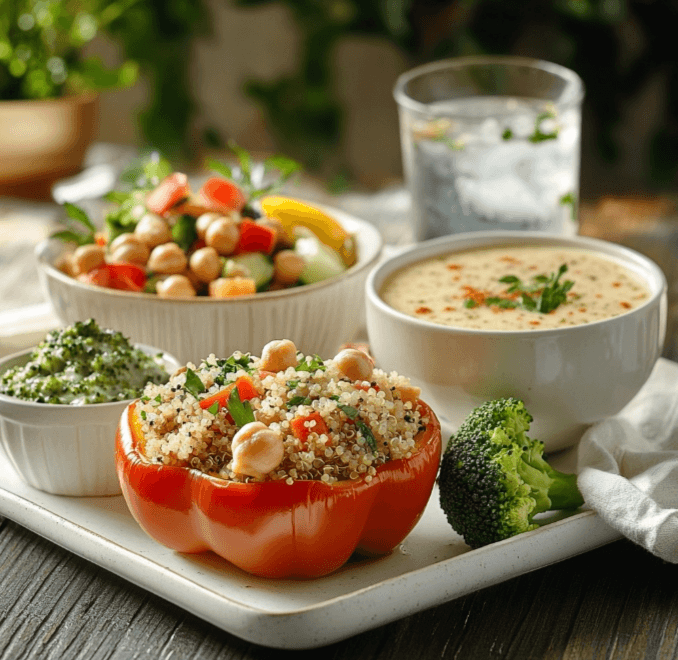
[0,310,622,649]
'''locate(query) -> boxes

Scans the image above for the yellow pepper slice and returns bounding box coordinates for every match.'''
[260,196,356,266]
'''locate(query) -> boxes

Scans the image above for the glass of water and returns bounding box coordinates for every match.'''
[393,56,584,242]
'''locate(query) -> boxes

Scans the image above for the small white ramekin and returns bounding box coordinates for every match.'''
[35,205,383,365]
[366,231,668,453]
[0,344,180,496]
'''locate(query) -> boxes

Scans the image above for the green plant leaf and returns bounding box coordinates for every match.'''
[63,202,96,233]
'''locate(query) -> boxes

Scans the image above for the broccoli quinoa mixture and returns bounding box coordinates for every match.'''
[0,319,169,405]
[135,347,429,485]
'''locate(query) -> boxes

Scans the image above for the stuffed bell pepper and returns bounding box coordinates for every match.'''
[115,340,441,579]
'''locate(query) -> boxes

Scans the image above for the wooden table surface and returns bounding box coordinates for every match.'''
[2,160,678,659]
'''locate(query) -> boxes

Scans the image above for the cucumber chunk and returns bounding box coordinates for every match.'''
[295,236,347,285]
[224,253,274,289]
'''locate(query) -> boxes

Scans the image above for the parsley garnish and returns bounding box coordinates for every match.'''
[140,410,147,420]
[286,379,299,389]
[183,368,206,398]
[488,265,574,314]
[51,202,97,246]
[432,134,465,151]
[209,354,254,386]
[332,398,377,452]
[502,128,513,140]
[559,192,577,220]
[287,395,312,408]
[295,355,326,372]
[227,387,255,428]
[207,401,219,415]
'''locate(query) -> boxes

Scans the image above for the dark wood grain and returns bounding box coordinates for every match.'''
[2,515,677,660]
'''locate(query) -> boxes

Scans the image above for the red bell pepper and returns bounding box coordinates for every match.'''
[198,177,246,213]
[145,173,190,215]
[235,219,276,254]
[198,375,259,410]
[115,400,441,579]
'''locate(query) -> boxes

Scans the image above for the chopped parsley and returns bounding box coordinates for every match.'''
[208,353,254,386]
[295,355,326,372]
[227,387,255,427]
[287,395,312,408]
[183,368,206,399]
[529,110,559,143]
[206,401,220,415]
[331,398,377,452]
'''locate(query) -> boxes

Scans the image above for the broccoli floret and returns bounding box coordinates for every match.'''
[438,397,584,549]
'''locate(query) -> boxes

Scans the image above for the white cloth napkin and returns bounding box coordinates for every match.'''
[577,357,678,562]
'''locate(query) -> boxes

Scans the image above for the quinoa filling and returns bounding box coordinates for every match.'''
[135,349,429,484]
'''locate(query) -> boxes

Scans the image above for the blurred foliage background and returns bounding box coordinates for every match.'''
[1,0,676,191]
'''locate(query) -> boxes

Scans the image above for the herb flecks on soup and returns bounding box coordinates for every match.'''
[380,246,650,331]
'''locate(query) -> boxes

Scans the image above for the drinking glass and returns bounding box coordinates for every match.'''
[393,56,584,241]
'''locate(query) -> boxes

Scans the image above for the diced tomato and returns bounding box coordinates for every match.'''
[291,412,329,444]
[198,177,246,213]
[235,219,276,255]
[77,263,146,292]
[199,375,259,410]
[146,173,190,215]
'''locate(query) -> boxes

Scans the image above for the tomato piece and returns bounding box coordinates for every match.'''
[291,412,330,443]
[77,264,146,292]
[146,173,190,215]
[235,219,276,255]
[199,376,259,410]
[77,267,111,288]
[198,177,246,213]
[107,263,146,292]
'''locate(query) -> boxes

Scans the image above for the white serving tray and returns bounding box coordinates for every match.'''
[0,308,621,649]
[0,444,620,650]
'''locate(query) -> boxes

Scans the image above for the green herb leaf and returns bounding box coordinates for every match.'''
[295,355,326,372]
[464,299,478,309]
[184,368,206,398]
[227,387,255,428]
[171,214,198,252]
[140,410,147,420]
[287,395,312,408]
[64,202,97,233]
[355,420,377,452]
[286,379,299,389]
[140,396,150,403]
[502,128,513,140]
[209,354,254,386]
[154,394,162,404]
[207,401,219,415]
[206,158,233,179]
[50,230,93,246]
[559,192,577,220]
[336,402,359,420]
[535,264,574,313]
[529,110,559,143]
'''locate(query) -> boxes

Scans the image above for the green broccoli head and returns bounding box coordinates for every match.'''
[439,397,583,549]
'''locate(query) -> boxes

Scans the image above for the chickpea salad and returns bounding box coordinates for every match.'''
[0,319,169,405]
[135,340,428,485]
[52,150,357,299]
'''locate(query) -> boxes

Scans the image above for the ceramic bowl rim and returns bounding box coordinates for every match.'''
[366,230,668,338]
[35,203,383,304]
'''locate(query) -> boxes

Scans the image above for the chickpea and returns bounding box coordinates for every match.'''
[259,339,298,372]
[189,246,222,283]
[222,258,250,279]
[334,348,374,381]
[109,232,141,254]
[56,252,77,278]
[156,274,196,298]
[110,241,150,266]
[195,212,221,240]
[72,244,105,275]
[134,212,172,248]
[231,422,284,480]
[397,384,421,406]
[205,218,239,256]
[273,250,305,285]
[147,243,188,274]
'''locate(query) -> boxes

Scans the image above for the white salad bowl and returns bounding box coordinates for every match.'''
[0,344,180,496]
[366,231,667,453]
[35,206,383,365]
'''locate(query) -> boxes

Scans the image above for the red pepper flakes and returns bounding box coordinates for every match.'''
[447,264,463,270]
[529,320,541,326]
[578,307,587,312]
[499,256,521,264]
[462,286,486,306]
[612,282,622,288]
[620,301,632,309]
[444,306,456,311]
[416,306,433,314]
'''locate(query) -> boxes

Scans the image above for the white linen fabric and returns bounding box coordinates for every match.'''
[577,357,678,563]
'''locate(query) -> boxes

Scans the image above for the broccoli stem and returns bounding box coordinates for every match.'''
[546,469,584,510]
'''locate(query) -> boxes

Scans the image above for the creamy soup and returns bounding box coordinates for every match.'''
[380,246,650,331]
